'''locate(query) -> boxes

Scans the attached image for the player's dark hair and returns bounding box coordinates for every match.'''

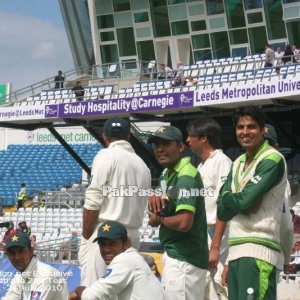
[232,105,265,129]
[187,117,222,149]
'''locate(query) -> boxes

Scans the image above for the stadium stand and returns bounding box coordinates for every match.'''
[19,85,114,106]
[10,55,300,107]
[0,143,101,206]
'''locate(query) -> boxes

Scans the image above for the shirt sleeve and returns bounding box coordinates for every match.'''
[213,156,232,198]
[84,150,112,210]
[217,155,285,221]
[280,183,294,265]
[3,274,22,300]
[81,254,133,300]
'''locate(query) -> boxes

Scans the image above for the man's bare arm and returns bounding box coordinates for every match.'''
[82,208,99,239]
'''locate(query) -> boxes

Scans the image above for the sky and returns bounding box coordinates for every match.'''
[0,0,74,91]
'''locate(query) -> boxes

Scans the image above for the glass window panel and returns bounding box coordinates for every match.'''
[225,0,246,29]
[229,29,248,44]
[187,0,199,2]
[136,27,152,38]
[191,20,206,31]
[284,6,300,19]
[134,12,149,23]
[206,0,224,15]
[264,0,286,40]
[137,40,155,61]
[286,21,300,50]
[113,0,131,12]
[209,17,225,29]
[100,31,115,42]
[168,0,185,4]
[243,0,262,10]
[171,21,189,35]
[115,12,132,27]
[210,31,230,58]
[117,27,137,56]
[169,4,187,21]
[282,0,299,3]
[248,26,267,54]
[188,4,205,16]
[100,44,118,63]
[97,15,114,29]
[192,34,210,49]
[247,12,263,24]
[131,0,149,10]
[150,1,171,37]
[95,0,113,15]
[232,47,248,57]
[194,49,212,62]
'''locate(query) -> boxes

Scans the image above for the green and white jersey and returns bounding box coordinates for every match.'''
[159,157,208,269]
[217,141,287,268]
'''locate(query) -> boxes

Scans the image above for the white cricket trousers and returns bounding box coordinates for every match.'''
[162,252,207,300]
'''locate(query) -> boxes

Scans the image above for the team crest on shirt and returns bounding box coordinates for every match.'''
[30,291,41,300]
[103,268,112,278]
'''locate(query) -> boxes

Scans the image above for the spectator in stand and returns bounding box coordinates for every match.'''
[147,125,208,300]
[282,44,295,65]
[264,43,275,67]
[275,46,284,60]
[274,66,287,80]
[59,231,79,261]
[0,221,16,250]
[184,76,197,86]
[16,183,27,210]
[157,64,173,80]
[69,221,165,300]
[17,221,31,237]
[4,231,68,299]
[292,44,300,62]
[73,81,85,102]
[291,209,300,234]
[172,61,184,87]
[54,70,65,89]
[287,241,300,276]
[78,117,151,286]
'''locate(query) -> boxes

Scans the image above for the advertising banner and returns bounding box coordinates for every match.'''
[194,77,300,107]
[0,104,45,121]
[45,91,194,118]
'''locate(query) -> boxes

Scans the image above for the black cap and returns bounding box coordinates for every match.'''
[103,117,130,138]
[148,126,183,143]
[5,232,31,250]
[93,220,128,243]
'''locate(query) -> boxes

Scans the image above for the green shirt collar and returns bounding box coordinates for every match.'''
[239,140,270,162]
[162,156,191,179]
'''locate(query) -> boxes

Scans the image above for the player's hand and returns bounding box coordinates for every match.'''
[69,292,80,300]
[221,265,228,287]
[148,213,161,227]
[208,245,220,270]
[148,195,167,214]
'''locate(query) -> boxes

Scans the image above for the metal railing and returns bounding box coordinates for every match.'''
[0,65,92,104]
[92,60,161,81]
